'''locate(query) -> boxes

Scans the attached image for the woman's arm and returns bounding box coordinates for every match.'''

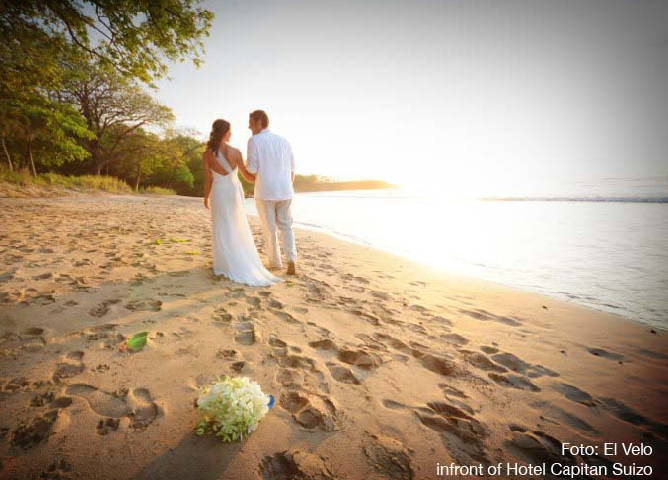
[234,149,256,183]
[203,151,214,209]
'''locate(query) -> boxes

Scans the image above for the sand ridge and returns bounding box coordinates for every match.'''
[0,194,666,479]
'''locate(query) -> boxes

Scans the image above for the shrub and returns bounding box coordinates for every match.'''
[139,186,176,195]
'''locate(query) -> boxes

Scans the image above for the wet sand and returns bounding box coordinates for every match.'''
[0,194,666,480]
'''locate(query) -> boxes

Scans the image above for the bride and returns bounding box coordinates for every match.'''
[203,119,281,287]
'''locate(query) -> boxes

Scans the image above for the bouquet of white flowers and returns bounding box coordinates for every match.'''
[195,376,274,442]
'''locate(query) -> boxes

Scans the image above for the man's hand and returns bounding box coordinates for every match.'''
[204,197,210,210]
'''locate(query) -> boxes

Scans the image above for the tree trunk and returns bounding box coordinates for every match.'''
[90,139,102,175]
[135,165,141,191]
[1,136,13,171]
[28,142,37,177]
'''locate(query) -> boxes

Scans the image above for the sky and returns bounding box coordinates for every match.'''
[154,0,668,195]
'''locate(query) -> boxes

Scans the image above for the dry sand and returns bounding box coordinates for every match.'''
[0,194,666,480]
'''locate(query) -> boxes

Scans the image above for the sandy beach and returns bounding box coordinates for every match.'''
[0,194,666,480]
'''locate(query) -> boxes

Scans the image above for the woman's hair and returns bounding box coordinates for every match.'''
[207,119,231,153]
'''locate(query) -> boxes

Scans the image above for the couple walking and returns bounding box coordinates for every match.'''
[202,110,296,287]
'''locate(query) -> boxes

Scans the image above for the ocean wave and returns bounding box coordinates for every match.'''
[480,196,668,203]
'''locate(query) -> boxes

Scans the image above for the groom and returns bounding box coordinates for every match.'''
[245,110,298,275]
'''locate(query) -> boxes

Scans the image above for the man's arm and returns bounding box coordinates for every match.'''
[290,142,296,183]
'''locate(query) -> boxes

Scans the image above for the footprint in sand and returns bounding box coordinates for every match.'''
[277,354,316,371]
[65,384,129,417]
[244,295,261,308]
[328,364,360,385]
[126,387,161,430]
[459,308,522,327]
[552,383,598,407]
[65,384,161,430]
[11,409,60,449]
[412,350,463,378]
[125,299,162,312]
[441,333,469,345]
[505,426,577,467]
[488,372,540,392]
[21,326,44,337]
[490,352,558,378]
[279,391,338,431]
[267,298,283,309]
[275,368,305,388]
[89,299,121,318]
[336,348,380,371]
[348,308,381,326]
[40,458,73,479]
[530,400,599,434]
[96,417,120,435]
[272,310,301,324]
[373,333,411,355]
[216,348,239,361]
[212,307,233,324]
[52,351,85,382]
[233,315,257,345]
[408,398,488,463]
[308,339,337,351]
[363,433,414,480]
[459,350,507,373]
[260,450,336,480]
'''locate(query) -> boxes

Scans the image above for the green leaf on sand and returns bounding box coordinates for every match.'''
[169,238,188,243]
[154,239,162,245]
[126,332,148,351]
[285,281,294,287]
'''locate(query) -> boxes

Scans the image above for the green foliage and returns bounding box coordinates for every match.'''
[0,165,133,193]
[140,186,176,195]
[1,0,213,86]
[67,174,132,193]
[0,0,211,191]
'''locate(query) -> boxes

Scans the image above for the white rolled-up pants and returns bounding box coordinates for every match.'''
[255,198,297,268]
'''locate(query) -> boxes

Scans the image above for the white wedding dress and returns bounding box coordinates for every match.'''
[209,149,281,286]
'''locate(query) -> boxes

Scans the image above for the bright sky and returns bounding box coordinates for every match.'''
[154,0,668,195]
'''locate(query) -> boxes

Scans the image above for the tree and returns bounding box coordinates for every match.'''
[12,100,93,176]
[0,0,213,86]
[62,61,175,174]
[0,100,21,171]
[155,131,201,192]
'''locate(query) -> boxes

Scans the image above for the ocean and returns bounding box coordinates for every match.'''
[246,177,668,330]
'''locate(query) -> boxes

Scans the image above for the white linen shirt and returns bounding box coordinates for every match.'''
[246,129,295,201]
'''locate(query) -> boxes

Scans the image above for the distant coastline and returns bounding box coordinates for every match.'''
[241,174,395,196]
[294,178,395,193]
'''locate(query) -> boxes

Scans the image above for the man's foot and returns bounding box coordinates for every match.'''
[286,261,296,276]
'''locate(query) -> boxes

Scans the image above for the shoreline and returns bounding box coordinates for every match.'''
[248,192,666,332]
[1,194,666,480]
[284,217,655,332]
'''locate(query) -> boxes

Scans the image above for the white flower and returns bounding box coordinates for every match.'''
[195,376,272,442]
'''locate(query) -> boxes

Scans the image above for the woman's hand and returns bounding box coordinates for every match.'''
[204,197,210,209]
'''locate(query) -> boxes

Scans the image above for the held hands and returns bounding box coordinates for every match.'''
[204,197,210,210]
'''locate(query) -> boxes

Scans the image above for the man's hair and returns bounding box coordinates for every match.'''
[249,110,269,128]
